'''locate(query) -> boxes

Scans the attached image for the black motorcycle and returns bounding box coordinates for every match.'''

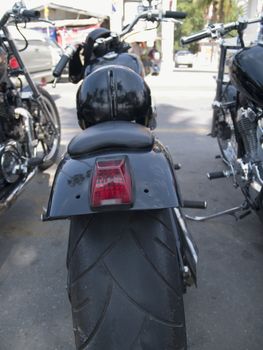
[181,17,263,223]
[43,4,204,350]
[0,2,60,212]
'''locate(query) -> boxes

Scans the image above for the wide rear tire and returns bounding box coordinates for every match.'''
[67,209,187,350]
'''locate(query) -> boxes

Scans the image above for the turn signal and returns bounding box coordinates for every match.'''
[91,157,133,208]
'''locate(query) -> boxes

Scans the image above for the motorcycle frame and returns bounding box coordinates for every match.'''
[0,14,60,211]
[210,39,240,137]
[1,25,57,134]
[209,39,263,223]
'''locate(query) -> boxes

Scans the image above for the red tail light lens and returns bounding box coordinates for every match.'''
[9,56,20,69]
[91,157,133,208]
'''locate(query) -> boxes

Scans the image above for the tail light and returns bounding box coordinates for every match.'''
[91,157,133,208]
[9,56,20,69]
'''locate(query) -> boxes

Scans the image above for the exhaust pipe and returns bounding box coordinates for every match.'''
[0,169,37,212]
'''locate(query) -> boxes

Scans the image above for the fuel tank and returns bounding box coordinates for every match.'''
[229,44,263,107]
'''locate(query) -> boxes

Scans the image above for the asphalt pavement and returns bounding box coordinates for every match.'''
[0,70,262,350]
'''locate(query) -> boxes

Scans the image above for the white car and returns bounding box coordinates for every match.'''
[174,50,194,68]
[6,26,62,84]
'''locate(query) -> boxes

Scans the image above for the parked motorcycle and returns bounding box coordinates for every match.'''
[148,45,161,75]
[0,2,61,212]
[181,17,263,223]
[43,3,205,349]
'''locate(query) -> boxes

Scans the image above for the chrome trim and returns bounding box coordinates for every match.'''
[0,169,37,212]
[185,204,246,222]
[15,107,36,156]
[250,180,262,193]
[174,207,198,264]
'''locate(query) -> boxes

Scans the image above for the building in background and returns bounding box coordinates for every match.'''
[0,0,174,70]
[239,0,263,42]
[2,0,112,48]
[28,2,109,47]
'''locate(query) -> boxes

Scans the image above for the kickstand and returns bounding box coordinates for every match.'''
[185,202,251,222]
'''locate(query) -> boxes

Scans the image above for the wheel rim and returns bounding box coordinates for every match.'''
[32,93,60,163]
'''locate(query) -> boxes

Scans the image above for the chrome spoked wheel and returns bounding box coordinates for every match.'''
[217,107,238,166]
[30,86,61,170]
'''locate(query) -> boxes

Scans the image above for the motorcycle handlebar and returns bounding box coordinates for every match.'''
[181,22,238,45]
[0,6,40,27]
[181,29,210,45]
[94,34,116,48]
[53,45,77,78]
[121,9,187,37]
[19,9,41,18]
[54,34,116,78]
[181,18,262,45]
[163,11,187,19]
[53,9,188,78]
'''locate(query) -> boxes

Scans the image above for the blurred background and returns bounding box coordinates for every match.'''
[1,0,263,77]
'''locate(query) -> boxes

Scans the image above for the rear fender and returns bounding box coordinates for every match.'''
[43,150,179,220]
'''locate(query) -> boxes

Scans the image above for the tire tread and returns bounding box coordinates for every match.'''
[68,210,186,350]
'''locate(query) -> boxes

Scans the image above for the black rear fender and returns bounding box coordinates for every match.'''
[43,150,179,220]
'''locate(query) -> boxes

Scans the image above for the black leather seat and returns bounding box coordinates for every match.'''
[68,121,154,156]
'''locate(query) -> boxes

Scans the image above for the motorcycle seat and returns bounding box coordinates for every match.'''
[68,121,154,156]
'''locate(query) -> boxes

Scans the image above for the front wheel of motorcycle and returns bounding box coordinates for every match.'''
[30,86,61,170]
[67,209,187,350]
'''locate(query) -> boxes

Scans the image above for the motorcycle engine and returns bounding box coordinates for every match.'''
[0,141,22,184]
[0,86,26,187]
[237,106,263,184]
[237,107,258,160]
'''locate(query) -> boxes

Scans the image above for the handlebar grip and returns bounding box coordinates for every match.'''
[53,55,70,78]
[53,45,77,77]
[20,9,40,18]
[181,30,210,45]
[164,11,187,19]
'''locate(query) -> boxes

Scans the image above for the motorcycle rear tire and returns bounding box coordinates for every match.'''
[67,209,187,350]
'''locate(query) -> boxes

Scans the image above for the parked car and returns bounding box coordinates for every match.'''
[174,50,194,68]
[48,38,65,73]
[4,26,62,84]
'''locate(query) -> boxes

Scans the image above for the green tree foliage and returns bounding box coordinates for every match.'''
[197,0,242,22]
[174,0,205,52]
[174,0,242,53]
